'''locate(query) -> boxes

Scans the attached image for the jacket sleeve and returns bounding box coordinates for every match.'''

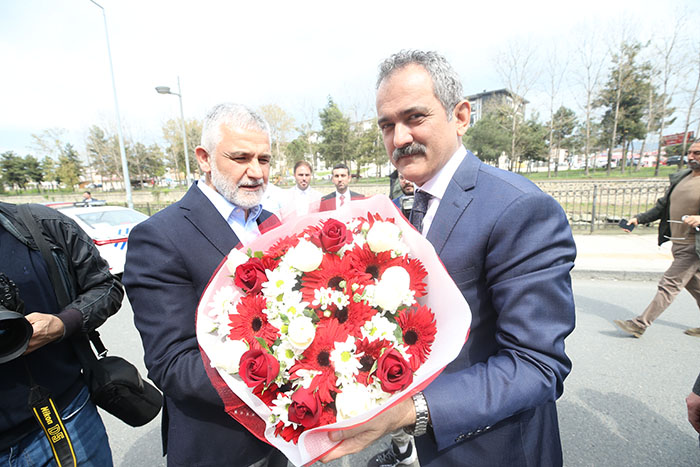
[123,218,225,407]
[636,188,669,225]
[38,207,123,336]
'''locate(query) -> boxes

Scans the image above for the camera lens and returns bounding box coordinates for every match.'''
[0,310,33,364]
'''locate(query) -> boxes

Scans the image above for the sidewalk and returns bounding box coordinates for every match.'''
[572,232,670,280]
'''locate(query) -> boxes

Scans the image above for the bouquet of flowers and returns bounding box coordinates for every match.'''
[197,196,470,466]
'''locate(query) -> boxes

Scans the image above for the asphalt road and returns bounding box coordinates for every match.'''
[98,279,700,466]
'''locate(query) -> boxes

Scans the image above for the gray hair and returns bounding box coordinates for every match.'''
[200,103,271,153]
[376,50,463,120]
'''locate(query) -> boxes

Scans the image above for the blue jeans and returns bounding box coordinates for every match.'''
[0,386,113,467]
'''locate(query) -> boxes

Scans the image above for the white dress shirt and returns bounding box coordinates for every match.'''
[415,145,467,236]
[288,185,322,215]
[197,180,262,246]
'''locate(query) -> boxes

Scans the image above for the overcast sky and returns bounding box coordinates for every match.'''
[1,0,698,157]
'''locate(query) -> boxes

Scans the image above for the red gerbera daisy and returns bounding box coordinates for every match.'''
[396,305,437,371]
[266,234,300,259]
[253,382,280,408]
[398,256,429,297]
[346,244,402,282]
[301,254,358,305]
[229,294,279,348]
[290,320,347,404]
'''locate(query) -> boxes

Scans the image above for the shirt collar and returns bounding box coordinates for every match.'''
[196,179,263,224]
[416,145,466,201]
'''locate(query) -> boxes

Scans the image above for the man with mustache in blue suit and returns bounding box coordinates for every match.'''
[324,50,577,467]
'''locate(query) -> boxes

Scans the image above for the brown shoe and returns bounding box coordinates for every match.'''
[613,319,645,338]
[684,327,700,337]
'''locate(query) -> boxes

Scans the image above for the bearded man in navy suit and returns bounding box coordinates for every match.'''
[323,51,576,467]
[123,103,286,467]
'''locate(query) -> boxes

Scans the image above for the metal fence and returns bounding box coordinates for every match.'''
[129,181,669,233]
[543,183,667,232]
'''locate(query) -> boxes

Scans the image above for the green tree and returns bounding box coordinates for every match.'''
[463,113,510,163]
[596,41,651,174]
[318,97,352,168]
[56,143,82,189]
[258,104,295,174]
[547,106,578,176]
[130,142,165,186]
[1,151,29,190]
[351,124,385,176]
[518,117,549,170]
[86,125,122,185]
[161,118,201,182]
[24,155,44,188]
[41,156,58,188]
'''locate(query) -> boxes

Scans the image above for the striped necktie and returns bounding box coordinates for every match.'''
[410,190,432,233]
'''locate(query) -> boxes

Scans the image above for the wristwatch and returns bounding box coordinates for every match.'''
[404,392,430,437]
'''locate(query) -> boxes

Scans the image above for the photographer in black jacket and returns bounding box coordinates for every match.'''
[0,202,123,466]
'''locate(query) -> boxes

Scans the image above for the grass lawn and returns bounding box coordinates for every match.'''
[523,165,684,181]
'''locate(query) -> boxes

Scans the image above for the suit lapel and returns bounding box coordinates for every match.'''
[426,152,479,255]
[179,184,240,256]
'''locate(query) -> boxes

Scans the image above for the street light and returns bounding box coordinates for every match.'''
[89,0,133,208]
[156,77,192,185]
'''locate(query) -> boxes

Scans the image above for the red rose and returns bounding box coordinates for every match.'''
[239,348,279,388]
[235,258,267,294]
[313,219,352,253]
[374,348,413,393]
[288,387,322,428]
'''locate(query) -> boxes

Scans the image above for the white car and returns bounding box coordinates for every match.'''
[54,204,149,277]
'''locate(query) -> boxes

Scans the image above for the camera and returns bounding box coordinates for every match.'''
[0,273,32,364]
[400,195,414,218]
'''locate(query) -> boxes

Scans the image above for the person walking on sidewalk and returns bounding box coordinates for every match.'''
[614,139,700,338]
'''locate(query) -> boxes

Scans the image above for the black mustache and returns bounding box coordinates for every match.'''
[393,143,427,161]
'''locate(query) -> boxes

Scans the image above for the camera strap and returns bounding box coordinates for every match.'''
[24,361,77,467]
[17,206,77,466]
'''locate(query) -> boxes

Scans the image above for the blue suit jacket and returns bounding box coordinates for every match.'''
[414,152,576,466]
[123,184,279,466]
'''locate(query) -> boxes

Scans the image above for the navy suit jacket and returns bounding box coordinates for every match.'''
[123,184,279,466]
[319,190,364,212]
[414,151,576,466]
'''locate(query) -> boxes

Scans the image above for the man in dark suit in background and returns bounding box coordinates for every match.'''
[319,163,363,211]
[123,103,285,467]
[325,50,576,467]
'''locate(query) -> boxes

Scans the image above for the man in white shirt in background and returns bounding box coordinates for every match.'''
[287,160,322,216]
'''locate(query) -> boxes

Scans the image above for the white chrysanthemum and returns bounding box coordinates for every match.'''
[261,267,298,303]
[335,382,376,421]
[330,336,362,380]
[273,339,301,369]
[312,287,350,311]
[287,315,316,350]
[366,379,392,405]
[366,221,403,253]
[294,369,321,389]
[208,339,249,375]
[373,266,415,312]
[203,286,237,334]
[361,314,399,343]
[285,239,323,272]
[270,392,294,426]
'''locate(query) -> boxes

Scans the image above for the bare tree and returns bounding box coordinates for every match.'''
[494,40,540,171]
[681,43,700,155]
[544,45,569,177]
[258,104,295,175]
[652,15,685,175]
[575,31,607,176]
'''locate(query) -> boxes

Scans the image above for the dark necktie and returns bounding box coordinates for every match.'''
[410,190,432,233]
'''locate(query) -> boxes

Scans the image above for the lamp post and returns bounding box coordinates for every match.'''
[89,0,133,208]
[156,77,192,185]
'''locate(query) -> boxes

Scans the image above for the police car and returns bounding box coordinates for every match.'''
[51,202,149,278]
